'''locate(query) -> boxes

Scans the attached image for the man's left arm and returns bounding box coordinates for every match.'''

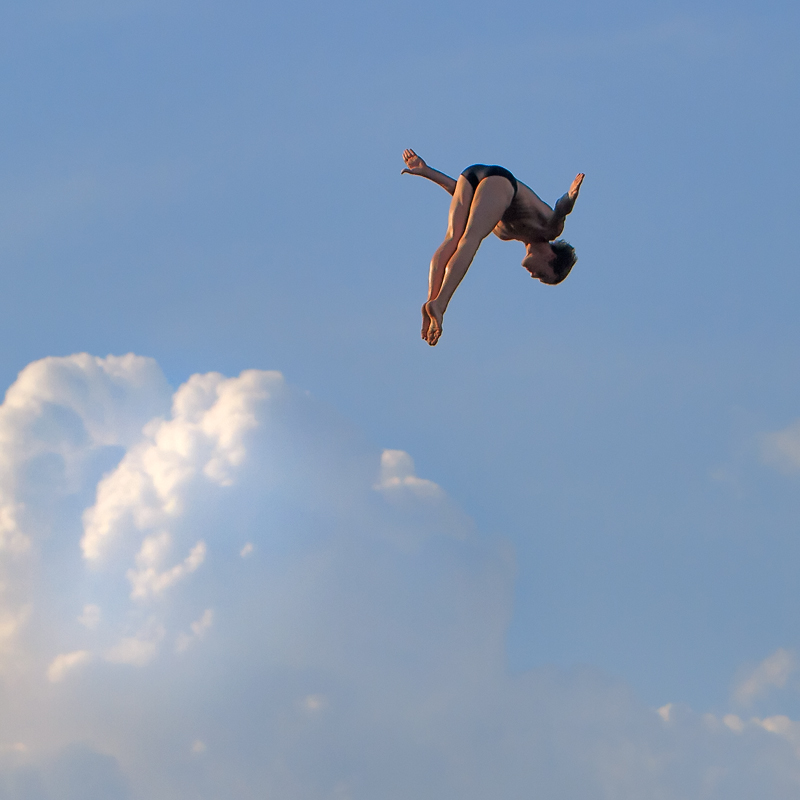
[550,173,585,231]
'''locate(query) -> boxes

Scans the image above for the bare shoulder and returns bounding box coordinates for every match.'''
[515,181,554,215]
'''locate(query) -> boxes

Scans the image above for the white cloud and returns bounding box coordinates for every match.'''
[375,449,442,497]
[192,608,213,635]
[80,369,279,562]
[3,354,800,798]
[723,713,745,733]
[760,715,800,737]
[104,619,165,666]
[302,693,329,712]
[0,604,31,647]
[175,608,214,653]
[733,648,796,706]
[127,533,206,600]
[239,542,254,557]
[757,715,800,756]
[716,713,800,757]
[0,353,168,557]
[104,635,159,666]
[47,650,92,682]
[78,603,101,629]
[762,421,800,472]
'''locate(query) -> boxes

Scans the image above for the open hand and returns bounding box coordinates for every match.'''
[568,173,585,201]
[401,149,427,175]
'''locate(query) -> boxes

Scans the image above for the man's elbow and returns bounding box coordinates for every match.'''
[554,202,573,219]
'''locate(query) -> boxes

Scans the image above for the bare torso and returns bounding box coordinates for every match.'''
[493,181,563,243]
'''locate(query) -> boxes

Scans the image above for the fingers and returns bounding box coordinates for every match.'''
[569,173,585,199]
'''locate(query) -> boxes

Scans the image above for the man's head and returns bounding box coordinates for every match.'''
[522,240,577,285]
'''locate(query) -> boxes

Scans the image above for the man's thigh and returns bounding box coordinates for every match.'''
[445,175,476,239]
[463,176,514,241]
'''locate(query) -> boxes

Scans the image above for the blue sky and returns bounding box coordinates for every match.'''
[1,0,800,796]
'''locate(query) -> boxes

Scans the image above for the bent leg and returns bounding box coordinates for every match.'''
[425,176,514,345]
[422,176,475,341]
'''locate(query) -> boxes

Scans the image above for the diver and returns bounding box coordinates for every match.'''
[402,149,584,346]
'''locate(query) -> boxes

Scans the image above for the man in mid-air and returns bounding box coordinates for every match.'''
[402,149,585,346]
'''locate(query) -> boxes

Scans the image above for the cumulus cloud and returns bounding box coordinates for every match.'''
[375,449,442,496]
[2,353,800,799]
[733,648,796,706]
[81,369,277,562]
[0,352,168,556]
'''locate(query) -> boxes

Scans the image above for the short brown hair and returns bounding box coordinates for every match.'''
[542,240,577,285]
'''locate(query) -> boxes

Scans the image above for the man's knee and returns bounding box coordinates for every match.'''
[456,230,485,253]
[444,220,468,241]
[435,234,457,253]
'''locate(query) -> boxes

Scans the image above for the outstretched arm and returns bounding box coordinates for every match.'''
[401,149,458,196]
[551,173,585,227]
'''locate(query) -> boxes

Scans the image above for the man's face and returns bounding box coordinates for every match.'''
[521,245,556,283]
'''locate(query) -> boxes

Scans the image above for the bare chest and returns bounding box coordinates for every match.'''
[495,189,554,241]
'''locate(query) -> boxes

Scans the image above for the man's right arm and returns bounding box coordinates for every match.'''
[416,166,458,196]
[402,149,458,196]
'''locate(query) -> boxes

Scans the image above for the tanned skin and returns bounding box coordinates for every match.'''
[402,149,584,346]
